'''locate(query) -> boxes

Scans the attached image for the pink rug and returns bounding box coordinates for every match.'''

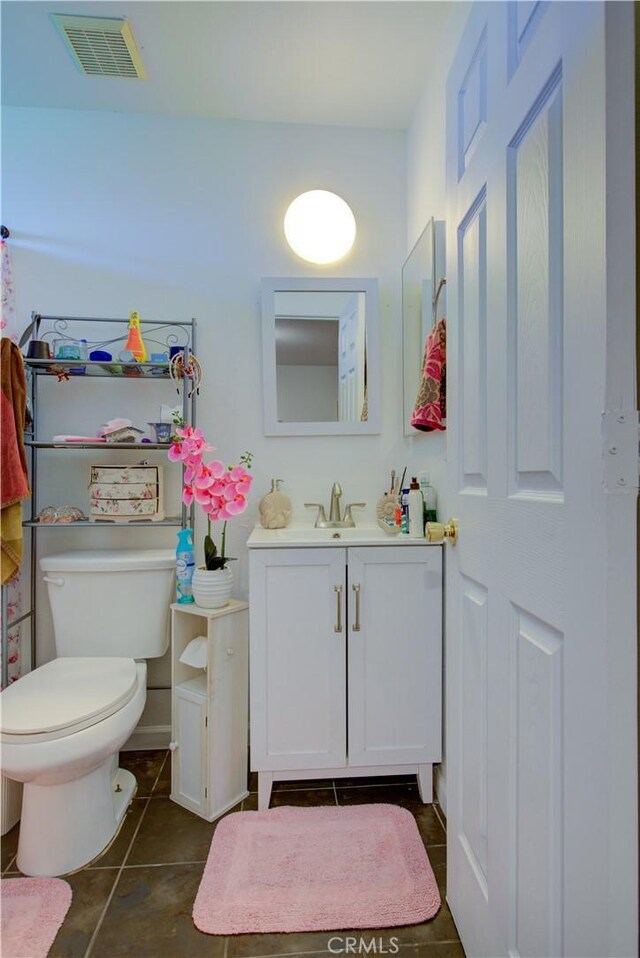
[1,877,72,958]
[193,803,441,935]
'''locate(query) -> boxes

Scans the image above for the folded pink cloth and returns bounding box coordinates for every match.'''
[411,317,446,432]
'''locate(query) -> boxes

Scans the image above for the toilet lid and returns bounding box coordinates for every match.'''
[0,658,138,737]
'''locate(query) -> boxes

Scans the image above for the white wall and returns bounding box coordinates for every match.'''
[3,104,437,733]
[405,1,471,810]
[405,1,471,509]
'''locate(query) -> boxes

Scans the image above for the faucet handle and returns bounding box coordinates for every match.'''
[343,503,366,526]
[304,503,327,527]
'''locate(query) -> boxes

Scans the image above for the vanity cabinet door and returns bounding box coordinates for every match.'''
[250,548,347,771]
[347,546,442,767]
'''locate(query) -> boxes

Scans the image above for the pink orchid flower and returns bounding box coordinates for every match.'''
[168,430,253,567]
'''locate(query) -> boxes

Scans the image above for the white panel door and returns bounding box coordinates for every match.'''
[347,546,442,768]
[249,548,347,770]
[444,4,637,957]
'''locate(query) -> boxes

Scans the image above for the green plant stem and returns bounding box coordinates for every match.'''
[221,520,227,558]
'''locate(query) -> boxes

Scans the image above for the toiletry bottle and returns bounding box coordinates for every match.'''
[419,472,438,523]
[401,487,410,534]
[408,477,424,538]
[68,340,86,375]
[78,338,88,375]
[258,478,292,529]
[176,529,195,604]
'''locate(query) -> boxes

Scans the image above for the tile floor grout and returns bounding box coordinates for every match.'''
[83,795,151,958]
[433,802,447,835]
[83,751,170,958]
[249,781,417,795]
[2,753,461,957]
[235,943,465,958]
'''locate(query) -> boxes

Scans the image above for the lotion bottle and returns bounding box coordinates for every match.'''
[259,478,292,529]
[408,477,424,538]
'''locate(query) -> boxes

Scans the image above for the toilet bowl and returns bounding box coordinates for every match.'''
[0,549,174,876]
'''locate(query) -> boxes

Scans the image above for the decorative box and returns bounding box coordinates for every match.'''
[89,464,164,522]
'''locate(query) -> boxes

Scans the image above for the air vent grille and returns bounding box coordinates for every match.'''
[51,14,146,79]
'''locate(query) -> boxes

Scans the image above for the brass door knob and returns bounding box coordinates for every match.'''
[426,518,458,545]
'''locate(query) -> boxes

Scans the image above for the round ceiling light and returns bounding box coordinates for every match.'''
[284,190,356,265]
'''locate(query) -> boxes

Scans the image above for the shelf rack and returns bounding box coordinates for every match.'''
[1,314,197,689]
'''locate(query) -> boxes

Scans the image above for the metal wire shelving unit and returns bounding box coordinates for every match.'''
[0,314,197,689]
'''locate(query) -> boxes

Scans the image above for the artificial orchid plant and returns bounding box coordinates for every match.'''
[168,425,253,570]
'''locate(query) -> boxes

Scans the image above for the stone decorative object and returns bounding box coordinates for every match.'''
[258,479,292,529]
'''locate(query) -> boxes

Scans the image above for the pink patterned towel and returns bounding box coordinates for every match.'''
[411,318,447,432]
[1,877,72,957]
[193,803,441,935]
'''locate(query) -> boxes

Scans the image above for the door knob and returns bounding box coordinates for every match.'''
[426,518,458,545]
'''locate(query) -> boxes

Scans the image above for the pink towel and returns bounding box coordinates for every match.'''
[411,318,446,432]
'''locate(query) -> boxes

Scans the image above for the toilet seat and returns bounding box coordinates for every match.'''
[0,657,139,744]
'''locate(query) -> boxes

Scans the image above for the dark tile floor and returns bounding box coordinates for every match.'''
[1,752,464,958]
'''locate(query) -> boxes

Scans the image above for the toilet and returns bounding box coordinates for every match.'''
[0,548,175,877]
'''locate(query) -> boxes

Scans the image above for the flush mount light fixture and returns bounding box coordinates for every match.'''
[284,190,356,265]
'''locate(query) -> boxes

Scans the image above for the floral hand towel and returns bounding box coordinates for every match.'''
[411,317,446,432]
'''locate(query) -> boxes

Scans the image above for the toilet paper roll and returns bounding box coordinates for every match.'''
[179,636,208,670]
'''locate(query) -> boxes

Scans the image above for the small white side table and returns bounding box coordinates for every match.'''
[170,600,249,821]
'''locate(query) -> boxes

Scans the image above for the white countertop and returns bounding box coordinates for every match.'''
[246,523,441,548]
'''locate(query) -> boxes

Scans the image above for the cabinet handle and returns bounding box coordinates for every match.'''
[352,583,361,631]
[334,585,343,633]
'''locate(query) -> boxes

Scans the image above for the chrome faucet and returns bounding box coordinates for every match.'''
[329,482,342,523]
[305,483,366,528]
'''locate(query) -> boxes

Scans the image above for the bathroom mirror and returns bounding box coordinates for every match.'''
[402,219,446,435]
[261,277,380,436]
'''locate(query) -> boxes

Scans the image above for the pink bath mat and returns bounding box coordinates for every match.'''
[193,803,441,935]
[1,877,72,957]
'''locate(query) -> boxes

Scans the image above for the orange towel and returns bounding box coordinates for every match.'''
[411,318,446,432]
[1,338,30,583]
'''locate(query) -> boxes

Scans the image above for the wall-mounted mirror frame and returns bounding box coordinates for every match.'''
[261,277,380,436]
[402,219,446,436]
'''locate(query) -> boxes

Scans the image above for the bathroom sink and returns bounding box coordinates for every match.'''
[247,524,434,548]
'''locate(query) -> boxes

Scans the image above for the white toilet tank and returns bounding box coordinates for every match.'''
[40,549,175,658]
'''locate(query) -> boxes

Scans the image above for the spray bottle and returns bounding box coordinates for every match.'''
[176,529,195,604]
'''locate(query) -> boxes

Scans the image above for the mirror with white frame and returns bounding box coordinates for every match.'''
[261,277,380,436]
[402,219,446,436]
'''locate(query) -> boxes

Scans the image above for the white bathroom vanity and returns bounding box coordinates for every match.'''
[247,526,443,810]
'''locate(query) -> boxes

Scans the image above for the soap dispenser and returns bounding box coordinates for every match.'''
[258,479,292,529]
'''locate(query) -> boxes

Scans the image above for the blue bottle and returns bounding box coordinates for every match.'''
[176,529,195,604]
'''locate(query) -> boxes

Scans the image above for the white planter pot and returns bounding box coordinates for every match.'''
[192,566,233,609]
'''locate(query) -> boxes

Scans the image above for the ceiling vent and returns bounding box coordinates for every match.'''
[51,14,146,79]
